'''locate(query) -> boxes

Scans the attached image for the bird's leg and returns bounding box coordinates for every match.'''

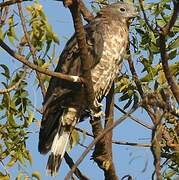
[90,99,105,119]
[61,107,78,126]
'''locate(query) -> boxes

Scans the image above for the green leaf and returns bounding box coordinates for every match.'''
[52,33,60,44]
[168,49,177,60]
[123,97,132,110]
[32,171,41,180]
[24,111,34,127]
[8,114,19,128]
[168,38,179,50]
[158,70,166,85]
[164,170,176,178]
[27,152,33,165]
[120,93,130,101]
[44,40,52,57]
[140,73,154,82]
[156,19,166,27]
[16,172,23,180]
[135,28,145,35]
[133,92,139,107]
[0,64,10,79]
[68,129,80,151]
[0,173,10,180]
[6,157,16,168]
[7,35,15,46]
[18,153,26,165]
[169,63,179,76]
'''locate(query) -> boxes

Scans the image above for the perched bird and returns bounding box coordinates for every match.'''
[38,2,137,176]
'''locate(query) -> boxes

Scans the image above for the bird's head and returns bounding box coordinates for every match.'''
[99,2,138,22]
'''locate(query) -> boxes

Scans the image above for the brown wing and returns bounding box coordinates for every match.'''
[38,18,104,154]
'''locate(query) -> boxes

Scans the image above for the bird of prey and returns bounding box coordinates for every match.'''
[38,2,137,176]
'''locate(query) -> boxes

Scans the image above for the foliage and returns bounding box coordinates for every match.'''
[0,1,59,179]
[114,0,179,178]
[0,0,178,179]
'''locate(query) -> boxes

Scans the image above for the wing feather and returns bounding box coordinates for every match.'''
[38,18,104,154]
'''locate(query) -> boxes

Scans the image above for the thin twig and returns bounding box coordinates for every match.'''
[127,53,157,124]
[138,0,155,32]
[114,104,153,129]
[78,0,94,22]
[159,34,179,103]
[112,141,151,148]
[55,0,94,23]
[0,0,31,8]
[65,105,138,180]
[64,153,89,180]
[68,0,96,111]
[151,113,165,180]
[104,83,118,179]
[0,68,26,94]
[17,2,46,98]
[162,1,179,35]
[0,39,82,82]
[159,1,179,103]
[75,127,151,148]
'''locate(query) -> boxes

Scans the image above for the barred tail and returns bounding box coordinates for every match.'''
[46,129,70,176]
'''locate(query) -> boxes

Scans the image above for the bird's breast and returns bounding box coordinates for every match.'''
[91,25,128,99]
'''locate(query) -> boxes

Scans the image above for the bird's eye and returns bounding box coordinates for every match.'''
[120,7,126,12]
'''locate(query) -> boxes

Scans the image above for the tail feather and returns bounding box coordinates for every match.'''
[46,130,70,176]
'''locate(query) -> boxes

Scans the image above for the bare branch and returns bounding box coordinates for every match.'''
[78,0,94,23]
[158,2,179,103]
[17,2,46,98]
[138,0,155,32]
[127,55,144,98]
[68,0,96,111]
[151,113,165,180]
[112,141,151,148]
[0,68,26,94]
[63,0,73,7]
[159,35,179,103]
[114,104,153,129]
[0,0,31,8]
[76,127,151,148]
[127,52,157,124]
[104,83,118,179]
[142,94,179,118]
[55,0,94,22]
[0,39,82,83]
[64,153,89,180]
[65,105,138,180]
[162,1,179,35]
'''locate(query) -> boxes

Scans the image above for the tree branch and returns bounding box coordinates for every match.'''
[159,1,179,103]
[55,0,94,22]
[78,0,94,23]
[65,105,138,179]
[68,0,96,111]
[151,113,165,180]
[127,53,157,124]
[75,127,151,148]
[0,0,31,8]
[162,1,179,35]
[90,84,118,179]
[114,104,153,129]
[0,68,26,94]
[17,2,46,98]
[64,153,89,180]
[104,83,118,179]
[138,0,155,32]
[0,39,82,83]
[159,34,179,103]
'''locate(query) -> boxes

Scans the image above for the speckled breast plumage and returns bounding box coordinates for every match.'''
[91,20,128,102]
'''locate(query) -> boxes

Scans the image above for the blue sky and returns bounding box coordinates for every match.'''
[0,0,155,179]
